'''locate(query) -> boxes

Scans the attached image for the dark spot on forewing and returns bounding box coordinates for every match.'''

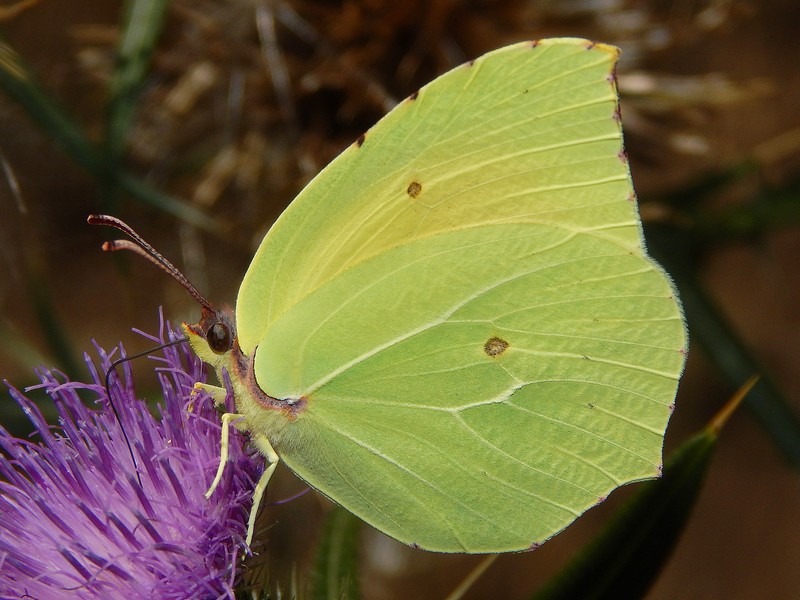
[356,133,366,147]
[406,181,422,198]
[484,337,509,357]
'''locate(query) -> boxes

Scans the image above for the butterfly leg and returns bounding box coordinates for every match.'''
[245,434,280,546]
[205,411,245,498]
[201,407,280,546]
[192,381,227,406]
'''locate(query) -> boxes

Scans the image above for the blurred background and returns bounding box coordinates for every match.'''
[1,1,799,598]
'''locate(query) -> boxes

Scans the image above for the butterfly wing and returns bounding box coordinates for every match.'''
[237,39,687,552]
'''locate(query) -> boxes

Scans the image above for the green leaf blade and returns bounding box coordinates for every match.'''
[312,507,362,600]
[106,0,171,161]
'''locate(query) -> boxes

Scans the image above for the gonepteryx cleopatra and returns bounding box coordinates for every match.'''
[92,38,687,553]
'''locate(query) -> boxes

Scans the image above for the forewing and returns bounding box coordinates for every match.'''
[236,39,636,354]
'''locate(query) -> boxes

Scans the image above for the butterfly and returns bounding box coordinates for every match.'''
[92,38,687,553]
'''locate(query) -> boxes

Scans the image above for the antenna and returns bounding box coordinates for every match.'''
[87,214,216,313]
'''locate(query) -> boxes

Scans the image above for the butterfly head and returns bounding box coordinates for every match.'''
[87,214,246,368]
[183,305,239,369]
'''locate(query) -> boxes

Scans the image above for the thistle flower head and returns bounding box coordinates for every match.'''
[0,314,263,599]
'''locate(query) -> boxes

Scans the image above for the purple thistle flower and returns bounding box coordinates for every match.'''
[0,313,264,599]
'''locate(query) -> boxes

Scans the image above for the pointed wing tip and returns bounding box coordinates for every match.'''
[530,37,621,58]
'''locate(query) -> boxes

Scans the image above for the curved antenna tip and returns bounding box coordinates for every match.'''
[88,214,216,313]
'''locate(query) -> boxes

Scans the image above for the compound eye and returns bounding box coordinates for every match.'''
[206,322,232,354]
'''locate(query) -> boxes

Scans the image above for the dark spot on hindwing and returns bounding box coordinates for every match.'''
[356,133,366,147]
[484,337,509,357]
[406,181,422,198]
